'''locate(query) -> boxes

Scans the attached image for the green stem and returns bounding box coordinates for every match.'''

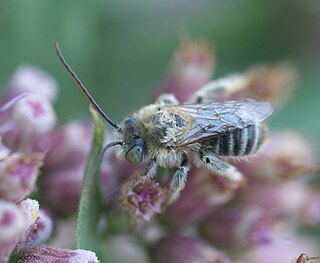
[76,106,105,261]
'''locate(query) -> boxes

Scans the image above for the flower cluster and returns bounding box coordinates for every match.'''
[0,65,98,262]
[0,37,319,263]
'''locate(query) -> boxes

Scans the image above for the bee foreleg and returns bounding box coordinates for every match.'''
[132,158,157,186]
[168,156,189,203]
[195,151,245,186]
[154,93,179,106]
[141,158,157,179]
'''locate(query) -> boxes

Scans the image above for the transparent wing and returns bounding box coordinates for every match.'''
[163,99,273,147]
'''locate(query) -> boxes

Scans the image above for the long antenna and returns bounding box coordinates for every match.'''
[54,42,121,132]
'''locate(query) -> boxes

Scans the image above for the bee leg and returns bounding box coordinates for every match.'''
[132,158,157,186]
[196,151,245,187]
[141,158,157,179]
[154,93,179,105]
[168,156,189,203]
[191,74,244,103]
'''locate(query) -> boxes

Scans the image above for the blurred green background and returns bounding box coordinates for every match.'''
[0,0,320,143]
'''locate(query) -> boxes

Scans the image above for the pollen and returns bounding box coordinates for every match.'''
[31,210,38,222]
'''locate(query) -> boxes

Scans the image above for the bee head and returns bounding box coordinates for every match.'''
[122,118,145,164]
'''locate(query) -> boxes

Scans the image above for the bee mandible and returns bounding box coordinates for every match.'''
[55,43,273,202]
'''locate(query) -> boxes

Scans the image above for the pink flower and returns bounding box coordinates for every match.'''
[122,179,166,221]
[104,235,150,263]
[14,199,40,251]
[12,94,56,134]
[242,63,296,106]
[0,199,39,262]
[5,65,58,103]
[0,152,44,202]
[17,245,99,263]
[28,209,53,246]
[0,137,10,160]
[40,163,85,216]
[242,235,319,263]
[164,168,238,226]
[240,182,320,227]
[201,205,275,248]
[154,236,232,263]
[44,122,92,170]
[0,200,25,262]
[233,131,318,185]
[2,94,56,151]
[99,155,119,204]
[39,122,92,215]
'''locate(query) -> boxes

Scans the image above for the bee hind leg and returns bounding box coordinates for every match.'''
[154,93,179,106]
[168,155,190,204]
[195,151,246,187]
[191,74,244,103]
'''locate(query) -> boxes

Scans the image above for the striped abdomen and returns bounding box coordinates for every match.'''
[203,123,266,156]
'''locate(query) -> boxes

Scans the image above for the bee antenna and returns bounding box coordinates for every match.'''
[101,140,125,155]
[54,42,122,133]
[93,141,124,167]
[88,140,124,185]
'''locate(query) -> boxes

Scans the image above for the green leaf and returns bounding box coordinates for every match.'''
[76,106,105,260]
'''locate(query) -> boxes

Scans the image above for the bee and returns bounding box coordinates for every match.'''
[293,253,320,263]
[55,43,273,202]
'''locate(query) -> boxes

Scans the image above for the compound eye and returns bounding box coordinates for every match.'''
[126,145,143,164]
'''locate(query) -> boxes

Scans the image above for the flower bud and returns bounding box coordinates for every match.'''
[44,122,91,170]
[104,235,150,263]
[154,38,214,103]
[14,199,40,251]
[4,94,56,151]
[0,93,29,118]
[241,182,320,227]
[28,209,53,246]
[0,137,10,161]
[40,163,85,216]
[6,65,58,102]
[154,236,232,263]
[301,191,320,226]
[243,63,296,106]
[17,198,39,229]
[163,168,238,226]
[0,152,44,202]
[17,245,99,263]
[0,201,25,262]
[13,94,56,135]
[233,132,318,184]
[122,178,166,221]
[49,216,76,249]
[243,236,318,263]
[100,155,119,204]
[0,199,39,261]
[201,205,275,248]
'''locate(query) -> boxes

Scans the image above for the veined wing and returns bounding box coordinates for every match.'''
[163,99,273,147]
